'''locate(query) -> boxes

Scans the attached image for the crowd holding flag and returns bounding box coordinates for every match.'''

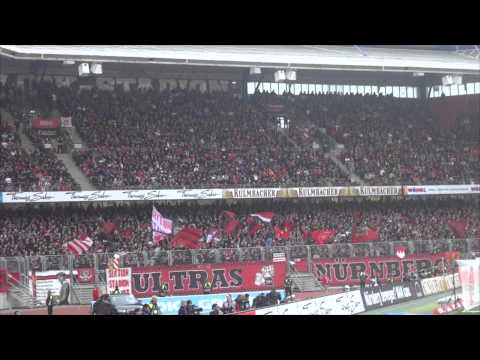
[447,220,467,238]
[152,206,173,244]
[250,212,275,223]
[206,228,221,243]
[311,229,336,245]
[66,233,93,255]
[152,206,173,234]
[171,228,203,249]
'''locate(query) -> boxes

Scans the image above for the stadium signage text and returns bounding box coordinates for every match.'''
[254,290,365,315]
[312,253,450,286]
[360,282,424,310]
[130,262,286,298]
[1,184,478,203]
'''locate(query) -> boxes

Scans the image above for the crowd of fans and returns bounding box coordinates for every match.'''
[0,120,78,192]
[0,198,478,260]
[257,91,480,185]
[2,79,477,190]
[0,81,79,191]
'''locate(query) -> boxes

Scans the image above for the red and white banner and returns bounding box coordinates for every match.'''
[29,271,73,303]
[152,206,173,234]
[250,212,274,223]
[130,261,286,298]
[31,117,60,129]
[273,253,286,263]
[106,268,132,295]
[66,233,93,255]
[311,252,453,286]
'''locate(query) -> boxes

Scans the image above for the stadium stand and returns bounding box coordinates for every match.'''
[2,81,478,190]
[0,198,478,257]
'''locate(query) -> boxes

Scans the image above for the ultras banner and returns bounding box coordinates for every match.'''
[312,253,450,286]
[130,261,286,298]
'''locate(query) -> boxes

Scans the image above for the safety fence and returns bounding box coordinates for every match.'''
[1,238,478,275]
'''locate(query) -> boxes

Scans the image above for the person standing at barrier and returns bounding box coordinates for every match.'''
[209,304,223,315]
[92,294,118,315]
[46,290,54,315]
[359,272,367,292]
[178,301,188,315]
[284,278,293,298]
[142,304,151,315]
[57,273,70,305]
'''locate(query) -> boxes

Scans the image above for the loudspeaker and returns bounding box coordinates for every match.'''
[78,63,90,77]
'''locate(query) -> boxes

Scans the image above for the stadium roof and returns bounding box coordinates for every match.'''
[0,45,479,75]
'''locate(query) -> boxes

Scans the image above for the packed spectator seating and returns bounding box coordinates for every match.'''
[0,82,78,191]
[69,88,350,188]
[256,91,480,185]
[1,80,478,190]
[0,198,478,258]
[0,122,78,192]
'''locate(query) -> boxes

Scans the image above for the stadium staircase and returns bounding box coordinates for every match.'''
[56,153,96,190]
[71,283,107,304]
[287,272,326,292]
[307,122,365,185]
[6,273,43,309]
[268,110,364,185]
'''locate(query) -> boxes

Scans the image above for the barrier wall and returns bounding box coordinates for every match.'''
[311,253,451,286]
[253,290,365,315]
[137,289,286,315]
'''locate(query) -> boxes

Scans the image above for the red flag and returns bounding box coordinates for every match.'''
[283,222,295,233]
[225,219,241,235]
[103,222,116,234]
[352,227,379,243]
[274,226,289,240]
[250,212,275,223]
[249,223,263,236]
[311,229,336,245]
[223,210,237,219]
[448,220,467,238]
[171,228,203,249]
